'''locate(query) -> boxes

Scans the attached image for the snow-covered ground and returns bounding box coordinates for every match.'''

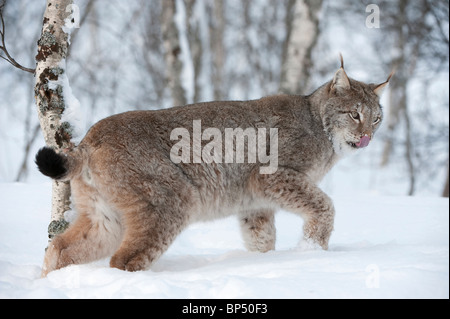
[0,182,448,299]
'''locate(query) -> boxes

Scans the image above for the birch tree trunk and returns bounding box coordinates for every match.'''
[280,0,322,95]
[161,0,187,106]
[210,0,225,101]
[185,0,202,104]
[35,0,76,239]
[379,0,417,195]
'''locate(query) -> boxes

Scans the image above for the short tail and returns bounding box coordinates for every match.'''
[35,147,70,180]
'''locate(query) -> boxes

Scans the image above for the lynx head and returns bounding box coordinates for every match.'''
[319,55,393,156]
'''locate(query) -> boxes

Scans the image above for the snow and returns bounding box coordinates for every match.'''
[57,59,86,144]
[60,12,86,144]
[0,182,448,299]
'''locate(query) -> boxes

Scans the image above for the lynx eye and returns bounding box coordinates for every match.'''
[373,116,381,125]
[349,111,360,121]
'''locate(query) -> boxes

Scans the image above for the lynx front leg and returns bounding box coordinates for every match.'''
[250,167,335,250]
[239,209,276,253]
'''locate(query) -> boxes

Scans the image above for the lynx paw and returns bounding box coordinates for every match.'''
[110,251,151,272]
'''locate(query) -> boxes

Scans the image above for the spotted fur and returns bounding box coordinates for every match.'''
[37,59,390,276]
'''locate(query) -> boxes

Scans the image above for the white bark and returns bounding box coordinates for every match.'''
[35,0,75,237]
[280,0,322,95]
[210,0,225,101]
[162,0,187,106]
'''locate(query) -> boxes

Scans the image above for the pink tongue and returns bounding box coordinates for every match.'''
[356,135,371,148]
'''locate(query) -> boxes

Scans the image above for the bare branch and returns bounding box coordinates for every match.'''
[0,3,35,74]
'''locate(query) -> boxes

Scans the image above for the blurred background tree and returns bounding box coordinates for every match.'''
[0,0,448,197]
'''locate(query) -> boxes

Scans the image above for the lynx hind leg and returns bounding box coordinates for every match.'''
[41,180,123,277]
[41,213,91,277]
[239,209,276,253]
[110,199,189,272]
[42,212,123,277]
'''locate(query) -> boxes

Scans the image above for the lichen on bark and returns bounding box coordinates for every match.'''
[47,218,69,239]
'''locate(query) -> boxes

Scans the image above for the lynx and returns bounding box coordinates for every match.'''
[36,56,392,277]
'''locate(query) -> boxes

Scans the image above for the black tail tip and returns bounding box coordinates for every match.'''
[35,147,68,179]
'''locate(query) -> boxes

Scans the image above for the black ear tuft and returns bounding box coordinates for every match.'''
[35,147,68,179]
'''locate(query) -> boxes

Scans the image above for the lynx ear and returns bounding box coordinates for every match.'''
[330,54,350,94]
[373,71,394,97]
